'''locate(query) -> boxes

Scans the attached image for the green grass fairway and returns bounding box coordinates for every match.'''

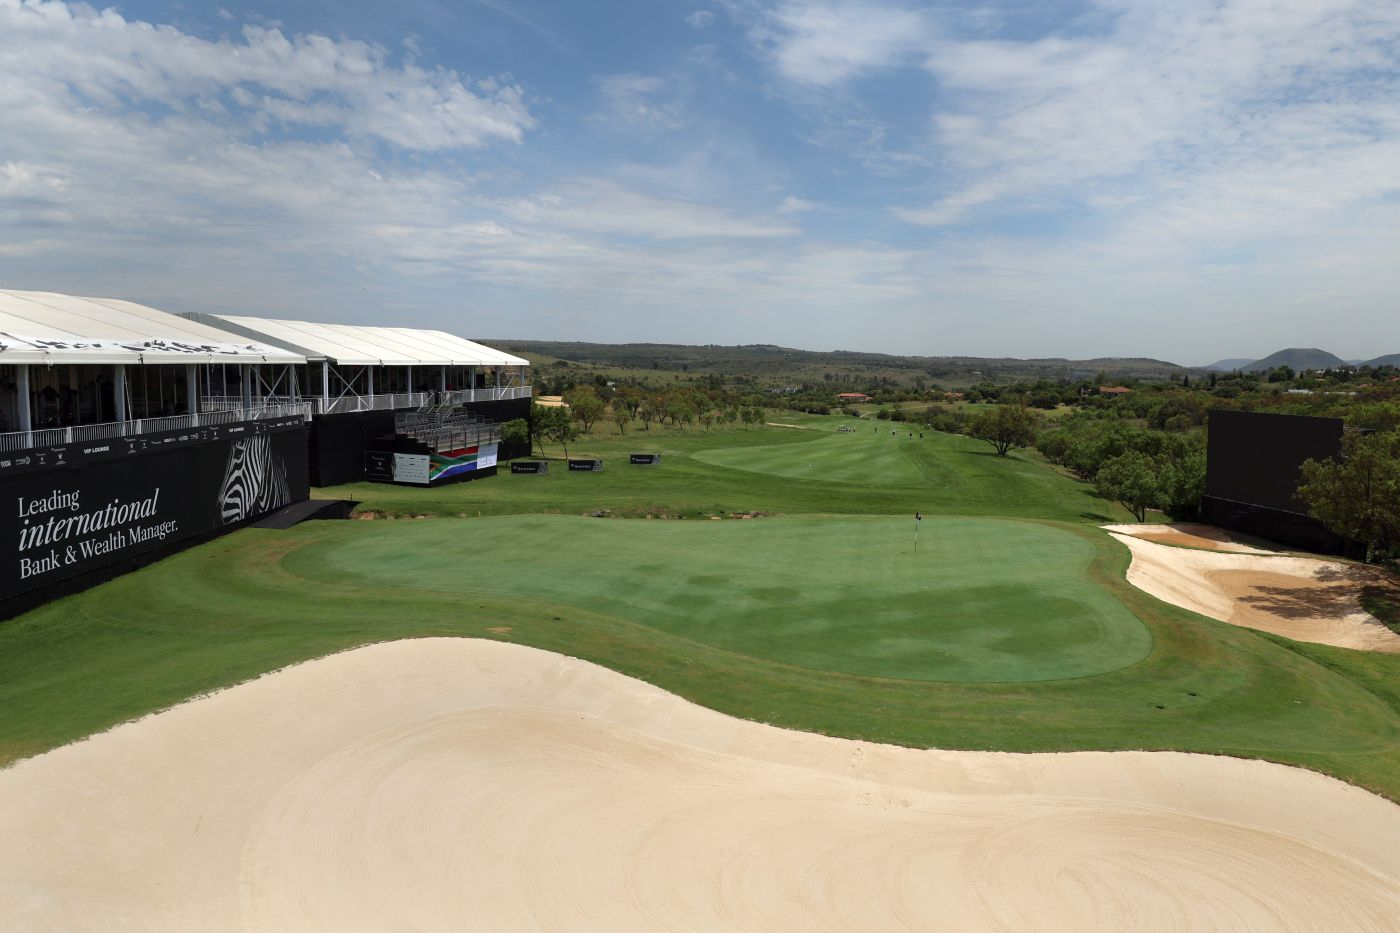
[326,421,1120,524]
[286,515,1152,682]
[693,430,934,486]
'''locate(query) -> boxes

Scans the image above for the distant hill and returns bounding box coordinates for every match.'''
[1243,348,1349,372]
[1201,358,1255,371]
[492,340,1203,388]
[1365,353,1400,368]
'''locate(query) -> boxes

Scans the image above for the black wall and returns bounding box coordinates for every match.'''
[1202,409,1347,553]
[2,419,308,617]
[473,396,531,460]
[309,410,398,487]
[309,396,531,487]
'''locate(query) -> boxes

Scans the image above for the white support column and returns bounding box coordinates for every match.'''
[186,364,198,414]
[367,366,375,399]
[322,361,330,401]
[440,366,447,391]
[240,365,252,409]
[16,364,31,432]
[114,364,127,423]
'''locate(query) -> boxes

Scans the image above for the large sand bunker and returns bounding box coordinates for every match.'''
[1111,532,1400,653]
[3,638,1400,931]
[1104,522,1274,553]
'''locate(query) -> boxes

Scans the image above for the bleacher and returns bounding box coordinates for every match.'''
[393,399,501,453]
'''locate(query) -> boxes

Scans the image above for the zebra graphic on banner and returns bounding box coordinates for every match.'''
[216,434,292,525]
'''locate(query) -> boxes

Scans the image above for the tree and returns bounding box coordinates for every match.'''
[1156,441,1206,521]
[967,405,1038,456]
[666,398,696,428]
[638,395,665,430]
[501,418,530,458]
[1298,431,1400,562]
[534,405,578,458]
[1095,451,1161,522]
[565,386,605,433]
[614,385,644,421]
[610,404,629,434]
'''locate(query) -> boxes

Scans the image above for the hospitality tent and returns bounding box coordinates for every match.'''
[0,291,305,434]
[194,314,530,409]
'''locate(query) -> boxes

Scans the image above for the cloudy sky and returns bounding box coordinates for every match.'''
[2,0,1398,363]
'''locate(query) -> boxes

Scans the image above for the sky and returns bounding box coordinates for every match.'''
[1,0,1399,364]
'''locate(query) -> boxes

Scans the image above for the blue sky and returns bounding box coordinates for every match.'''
[2,0,1398,363]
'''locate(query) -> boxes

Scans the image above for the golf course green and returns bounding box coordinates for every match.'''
[3,416,1400,805]
[287,515,1153,683]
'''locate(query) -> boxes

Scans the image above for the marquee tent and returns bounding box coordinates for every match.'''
[0,291,303,365]
[205,315,528,368]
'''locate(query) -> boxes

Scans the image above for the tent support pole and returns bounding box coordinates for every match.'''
[114,365,127,423]
[17,364,31,432]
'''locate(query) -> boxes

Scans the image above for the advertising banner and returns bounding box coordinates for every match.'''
[2,420,308,601]
[392,453,432,486]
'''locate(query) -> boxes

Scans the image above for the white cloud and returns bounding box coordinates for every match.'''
[776,195,815,213]
[493,179,800,240]
[748,0,932,87]
[905,0,1400,232]
[686,10,716,29]
[0,0,533,151]
[593,73,686,131]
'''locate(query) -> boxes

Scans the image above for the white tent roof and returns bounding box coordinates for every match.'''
[0,290,305,365]
[209,315,529,368]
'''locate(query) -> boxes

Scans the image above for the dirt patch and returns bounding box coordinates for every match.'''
[1112,533,1400,652]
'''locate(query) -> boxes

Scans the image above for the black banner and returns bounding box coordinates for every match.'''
[2,422,308,602]
[1205,409,1342,512]
[364,450,394,482]
[629,454,661,465]
[511,461,549,474]
[568,459,604,471]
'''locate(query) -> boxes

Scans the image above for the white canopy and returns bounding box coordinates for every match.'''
[207,315,529,368]
[0,290,304,365]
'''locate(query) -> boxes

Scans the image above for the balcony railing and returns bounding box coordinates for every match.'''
[0,386,534,454]
[311,385,532,415]
[0,402,314,454]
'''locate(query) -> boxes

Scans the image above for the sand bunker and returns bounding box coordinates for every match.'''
[1104,522,1274,553]
[1111,532,1400,653]
[3,638,1400,931]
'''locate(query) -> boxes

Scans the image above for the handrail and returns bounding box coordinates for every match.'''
[0,402,313,454]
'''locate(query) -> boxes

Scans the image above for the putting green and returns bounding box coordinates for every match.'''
[693,429,936,486]
[286,515,1152,683]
